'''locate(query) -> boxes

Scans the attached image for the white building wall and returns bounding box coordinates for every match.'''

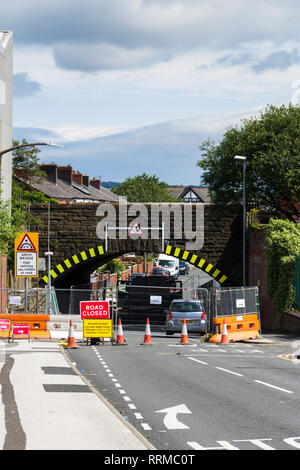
[0,31,13,201]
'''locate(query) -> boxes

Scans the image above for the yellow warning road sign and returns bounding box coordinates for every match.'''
[15,232,39,278]
[83,319,113,338]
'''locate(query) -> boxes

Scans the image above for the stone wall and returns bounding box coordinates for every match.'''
[248,229,281,331]
[30,202,243,287]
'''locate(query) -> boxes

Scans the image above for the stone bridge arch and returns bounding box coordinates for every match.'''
[30,202,243,289]
[41,242,229,288]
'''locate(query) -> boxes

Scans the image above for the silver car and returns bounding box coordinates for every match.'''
[165,299,207,335]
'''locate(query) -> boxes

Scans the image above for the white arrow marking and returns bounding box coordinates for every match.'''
[155,404,192,430]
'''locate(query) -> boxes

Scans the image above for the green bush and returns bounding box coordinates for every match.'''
[265,219,300,315]
[97,259,125,275]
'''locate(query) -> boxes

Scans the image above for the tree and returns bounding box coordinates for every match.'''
[4,140,58,273]
[265,219,300,314]
[197,104,300,220]
[0,199,21,256]
[12,139,45,181]
[112,173,176,203]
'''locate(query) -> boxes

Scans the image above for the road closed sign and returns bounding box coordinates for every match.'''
[80,300,110,320]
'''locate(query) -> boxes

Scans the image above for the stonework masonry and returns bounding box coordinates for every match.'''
[30,202,243,287]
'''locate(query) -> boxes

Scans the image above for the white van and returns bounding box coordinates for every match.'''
[157,254,179,278]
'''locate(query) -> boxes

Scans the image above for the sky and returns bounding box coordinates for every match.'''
[3,0,300,185]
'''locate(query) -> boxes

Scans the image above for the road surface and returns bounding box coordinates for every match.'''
[67,330,300,450]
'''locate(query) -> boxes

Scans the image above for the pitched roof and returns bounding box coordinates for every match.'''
[15,174,119,203]
[168,186,211,203]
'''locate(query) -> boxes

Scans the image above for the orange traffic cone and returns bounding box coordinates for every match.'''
[220,318,229,344]
[141,318,152,345]
[66,320,79,349]
[179,318,190,345]
[115,319,126,345]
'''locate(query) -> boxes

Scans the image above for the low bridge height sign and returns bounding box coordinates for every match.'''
[15,232,39,278]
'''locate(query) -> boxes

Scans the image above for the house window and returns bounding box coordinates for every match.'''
[182,190,201,203]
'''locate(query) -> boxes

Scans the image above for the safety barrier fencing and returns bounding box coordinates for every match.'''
[207,286,261,343]
[0,284,261,342]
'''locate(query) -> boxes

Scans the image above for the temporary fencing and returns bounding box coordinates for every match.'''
[117,279,209,329]
[207,286,261,343]
[0,283,262,343]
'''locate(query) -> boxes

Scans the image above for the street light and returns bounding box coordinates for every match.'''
[0,140,63,313]
[0,141,63,157]
[234,155,247,286]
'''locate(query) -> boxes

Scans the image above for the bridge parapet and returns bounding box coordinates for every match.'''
[30,202,243,287]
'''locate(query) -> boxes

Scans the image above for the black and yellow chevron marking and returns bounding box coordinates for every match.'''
[42,245,105,284]
[164,245,228,284]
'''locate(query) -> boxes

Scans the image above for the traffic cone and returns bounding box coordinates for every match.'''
[179,318,190,345]
[66,320,79,349]
[141,318,152,345]
[115,319,126,345]
[220,318,229,344]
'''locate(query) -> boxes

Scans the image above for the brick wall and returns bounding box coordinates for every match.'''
[248,229,278,331]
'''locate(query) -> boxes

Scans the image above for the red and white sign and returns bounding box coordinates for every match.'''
[0,319,10,331]
[128,222,144,236]
[80,301,110,320]
[12,323,30,336]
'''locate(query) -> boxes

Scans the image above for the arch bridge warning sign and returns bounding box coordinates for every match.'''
[15,232,39,278]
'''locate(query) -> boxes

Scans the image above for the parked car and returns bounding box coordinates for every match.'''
[150,267,171,277]
[165,299,207,335]
[179,261,189,275]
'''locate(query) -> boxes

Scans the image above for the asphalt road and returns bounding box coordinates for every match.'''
[67,331,300,451]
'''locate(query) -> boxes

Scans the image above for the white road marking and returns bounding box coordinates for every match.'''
[155,404,191,430]
[123,397,131,402]
[215,367,244,377]
[134,413,143,420]
[128,404,136,409]
[141,423,152,431]
[187,440,239,450]
[254,380,293,394]
[187,357,208,365]
[232,438,275,450]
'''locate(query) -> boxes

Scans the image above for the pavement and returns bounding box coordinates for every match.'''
[0,337,155,450]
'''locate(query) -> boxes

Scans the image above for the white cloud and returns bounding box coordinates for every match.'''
[4,1,300,72]
[14,106,265,184]
[47,125,130,142]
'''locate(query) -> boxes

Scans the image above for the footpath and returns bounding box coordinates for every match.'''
[0,337,154,451]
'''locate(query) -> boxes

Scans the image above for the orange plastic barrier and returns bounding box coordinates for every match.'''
[0,314,50,339]
[209,314,261,343]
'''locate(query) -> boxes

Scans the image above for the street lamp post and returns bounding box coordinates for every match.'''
[234,156,247,287]
[0,141,63,158]
[0,140,63,314]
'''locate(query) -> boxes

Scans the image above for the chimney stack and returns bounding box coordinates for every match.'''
[40,163,57,184]
[90,177,101,190]
[83,175,89,187]
[57,165,72,185]
[72,170,83,185]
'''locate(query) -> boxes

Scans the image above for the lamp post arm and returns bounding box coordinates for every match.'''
[0,142,63,157]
